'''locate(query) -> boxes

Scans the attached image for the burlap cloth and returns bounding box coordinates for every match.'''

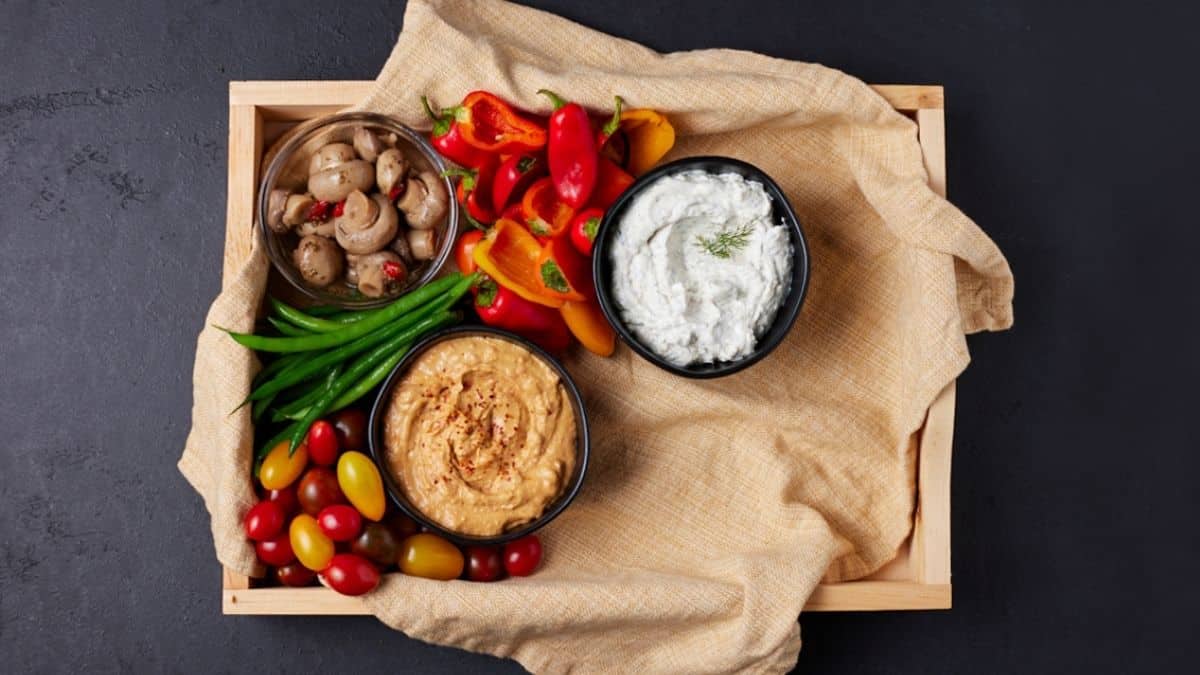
[180,0,1013,671]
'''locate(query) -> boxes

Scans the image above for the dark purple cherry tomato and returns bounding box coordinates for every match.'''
[464,545,505,582]
[503,535,542,577]
[331,409,368,453]
[297,466,345,516]
[351,522,401,567]
[244,500,286,541]
[386,512,420,540]
[317,504,363,542]
[324,553,381,596]
[274,562,316,587]
[255,532,295,566]
[264,487,300,516]
[306,419,340,466]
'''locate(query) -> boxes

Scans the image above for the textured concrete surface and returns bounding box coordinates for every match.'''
[1,1,1196,672]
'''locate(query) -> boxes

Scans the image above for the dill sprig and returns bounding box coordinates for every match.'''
[695,224,753,259]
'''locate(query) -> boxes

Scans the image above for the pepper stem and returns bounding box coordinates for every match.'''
[421,95,452,136]
[537,89,568,111]
[601,95,624,137]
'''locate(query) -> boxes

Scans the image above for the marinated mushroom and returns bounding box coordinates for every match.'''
[406,228,437,261]
[292,234,344,287]
[308,142,374,203]
[282,194,315,227]
[389,230,415,266]
[297,219,336,238]
[353,128,385,163]
[266,189,289,233]
[396,171,448,230]
[375,148,408,196]
[335,191,398,255]
[353,251,407,298]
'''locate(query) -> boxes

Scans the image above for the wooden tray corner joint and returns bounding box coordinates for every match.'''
[221,81,954,615]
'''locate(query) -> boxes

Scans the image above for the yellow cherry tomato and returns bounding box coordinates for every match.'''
[289,514,334,571]
[259,441,308,490]
[399,533,465,580]
[337,452,386,521]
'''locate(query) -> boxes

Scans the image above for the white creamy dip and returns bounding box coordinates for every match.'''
[610,170,793,366]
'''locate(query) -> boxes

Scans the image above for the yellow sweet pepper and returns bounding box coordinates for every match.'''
[620,109,675,176]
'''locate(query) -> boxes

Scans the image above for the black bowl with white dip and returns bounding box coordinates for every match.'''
[592,156,810,378]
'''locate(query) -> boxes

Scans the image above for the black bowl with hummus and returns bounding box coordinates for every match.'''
[592,156,810,378]
[367,325,589,546]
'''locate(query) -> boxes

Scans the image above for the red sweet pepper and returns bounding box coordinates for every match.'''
[522,176,575,238]
[538,89,597,209]
[492,154,546,211]
[421,96,492,168]
[588,157,635,210]
[474,276,571,354]
[455,91,547,155]
[501,203,525,226]
[536,235,592,301]
[447,157,498,226]
[594,96,624,148]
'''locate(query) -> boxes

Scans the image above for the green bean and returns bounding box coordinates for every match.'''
[267,316,312,337]
[252,392,277,422]
[269,298,347,333]
[255,421,300,463]
[272,366,343,421]
[247,285,459,402]
[302,305,343,317]
[252,352,306,389]
[288,310,459,453]
[224,273,468,353]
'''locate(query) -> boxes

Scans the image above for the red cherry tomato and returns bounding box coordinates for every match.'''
[455,229,485,275]
[503,535,543,577]
[255,532,295,566]
[264,487,299,516]
[297,466,345,516]
[569,208,603,257]
[305,420,340,466]
[323,553,381,596]
[243,500,286,541]
[274,562,316,587]
[330,409,368,453]
[464,546,505,582]
[317,504,363,542]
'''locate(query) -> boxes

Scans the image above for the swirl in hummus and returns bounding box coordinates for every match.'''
[383,336,577,536]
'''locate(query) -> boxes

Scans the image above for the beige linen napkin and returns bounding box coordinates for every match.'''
[180,0,1013,672]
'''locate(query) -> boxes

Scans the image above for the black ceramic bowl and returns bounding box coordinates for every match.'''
[366,325,589,546]
[592,156,811,378]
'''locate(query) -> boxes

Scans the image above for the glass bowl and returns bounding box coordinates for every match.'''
[257,112,459,309]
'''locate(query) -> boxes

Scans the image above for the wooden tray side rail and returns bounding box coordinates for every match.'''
[221,81,953,614]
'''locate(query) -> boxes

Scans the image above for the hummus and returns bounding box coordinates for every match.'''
[610,170,793,366]
[383,335,577,536]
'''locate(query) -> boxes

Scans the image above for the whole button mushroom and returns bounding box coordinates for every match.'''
[308,142,374,203]
[335,191,399,255]
[353,128,385,163]
[375,148,408,196]
[282,194,316,227]
[396,171,449,230]
[293,234,344,287]
[353,251,407,298]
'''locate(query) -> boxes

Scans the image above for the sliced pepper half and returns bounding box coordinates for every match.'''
[473,219,565,308]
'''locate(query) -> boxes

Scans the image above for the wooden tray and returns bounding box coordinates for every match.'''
[221,81,955,614]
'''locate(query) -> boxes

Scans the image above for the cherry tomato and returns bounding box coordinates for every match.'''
[455,229,485,275]
[243,500,286,541]
[306,420,340,466]
[324,553,381,596]
[274,562,316,587]
[503,535,543,577]
[259,441,308,490]
[569,208,603,257]
[317,504,363,542]
[464,545,505,582]
[386,512,420,540]
[399,533,465,580]
[297,466,345,516]
[255,532,295,566]
[290,514,335,571]
[337,452,386,521]
[330,409,368,453]
[264,487,300,516]
[352,522,401,567]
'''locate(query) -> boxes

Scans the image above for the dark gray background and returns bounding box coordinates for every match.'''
[2,0,1197,672]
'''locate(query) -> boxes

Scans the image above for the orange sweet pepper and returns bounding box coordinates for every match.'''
[560,300,616,357]
[472,219,564,309]
[620,109,675,176]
